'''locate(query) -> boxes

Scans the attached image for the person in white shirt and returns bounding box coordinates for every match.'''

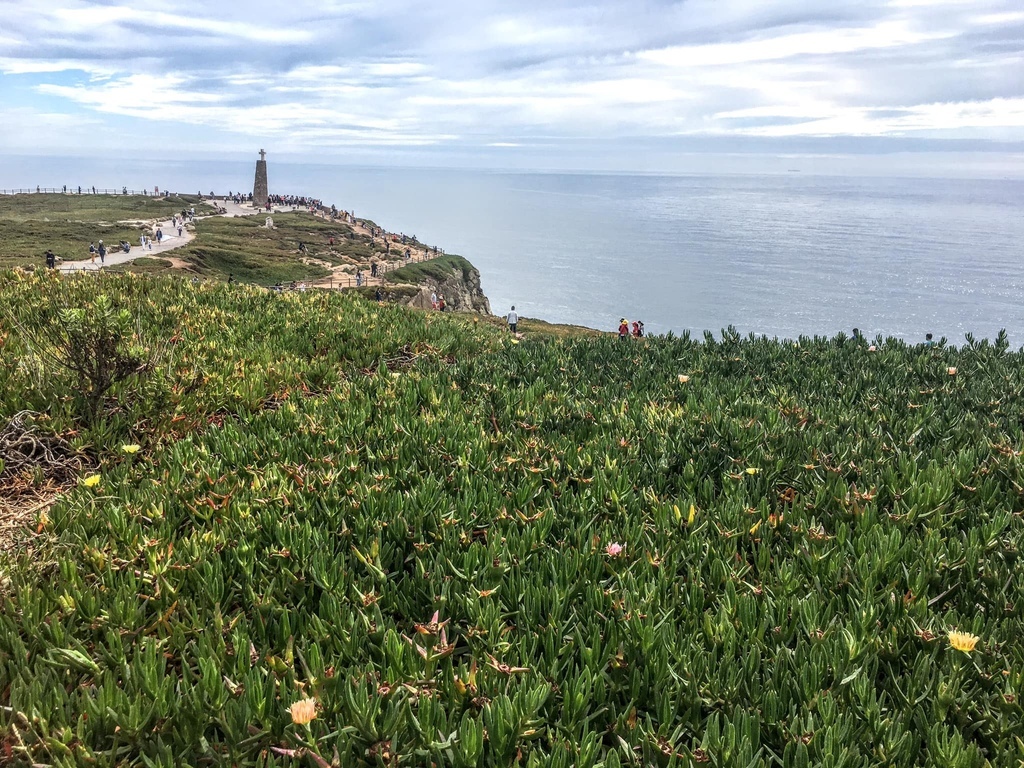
[507,306,518,334]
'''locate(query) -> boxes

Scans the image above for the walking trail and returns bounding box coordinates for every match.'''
[58,200,441,290]
[59,218,196,273]
[60,198,267,273]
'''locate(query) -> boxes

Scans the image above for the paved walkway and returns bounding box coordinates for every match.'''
[60,218,195,272]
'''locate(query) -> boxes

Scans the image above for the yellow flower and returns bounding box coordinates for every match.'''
[948,367,958,376]
[948,630,979,653]
[288,697,318,725]
[122,444,141,454]
[82,474,101,488]
[677,374,690,383]
[745,467,760,475]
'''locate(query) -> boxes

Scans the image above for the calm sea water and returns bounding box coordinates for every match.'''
[4,155,1023,342]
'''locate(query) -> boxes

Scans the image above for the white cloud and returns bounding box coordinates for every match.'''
[638,22,952,68]
[0,58,108,75]
[50,5,314,43]
[365,62,427,77]
[0,0,1021,158]
[970,11,1024,24]
[714,98,1024,137]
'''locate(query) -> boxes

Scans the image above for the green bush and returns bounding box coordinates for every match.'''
[0,282,158,428]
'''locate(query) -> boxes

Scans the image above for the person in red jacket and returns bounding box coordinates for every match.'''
[618,318,629,340]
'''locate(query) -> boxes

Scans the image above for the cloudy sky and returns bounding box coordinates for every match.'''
[1,0,1022,171]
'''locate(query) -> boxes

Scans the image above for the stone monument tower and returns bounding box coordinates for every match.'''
[253,149,269,209]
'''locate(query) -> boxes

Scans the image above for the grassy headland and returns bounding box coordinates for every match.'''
[180,215,356,284]
[0,269,1021,767]
[0,194,389,285]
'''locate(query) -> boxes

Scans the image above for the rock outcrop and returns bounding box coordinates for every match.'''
[392,256,491,315]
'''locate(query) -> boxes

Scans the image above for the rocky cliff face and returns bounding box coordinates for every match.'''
[403,262,491,315]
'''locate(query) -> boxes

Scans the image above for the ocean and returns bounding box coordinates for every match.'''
[3,155,1023,342]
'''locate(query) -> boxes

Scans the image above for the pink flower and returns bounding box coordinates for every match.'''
[605,542,624,557]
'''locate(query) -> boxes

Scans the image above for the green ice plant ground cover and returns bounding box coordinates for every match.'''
[0,270,1021,767]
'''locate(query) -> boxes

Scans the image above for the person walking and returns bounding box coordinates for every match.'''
[45,250,56,269]
[98,240,106,265]
[89,242,96,264]
[507,306,519,334]
[618,318,629,341]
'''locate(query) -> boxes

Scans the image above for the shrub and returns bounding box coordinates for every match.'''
[1,290,152,426]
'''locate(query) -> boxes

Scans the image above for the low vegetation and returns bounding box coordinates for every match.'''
[181,214,386,285]
[513,316,608,340]
[0,271,1020,766]
[384,254,478,286]
[107,257,175,275]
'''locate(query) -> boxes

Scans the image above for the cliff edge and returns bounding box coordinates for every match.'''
[384,255,491,314]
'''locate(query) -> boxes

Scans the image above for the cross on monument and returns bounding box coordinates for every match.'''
[259,149,266,161]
